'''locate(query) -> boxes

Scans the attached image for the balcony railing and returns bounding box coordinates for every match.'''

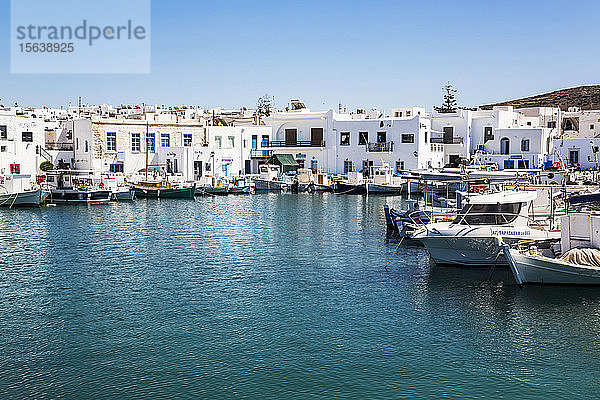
[430,137,463,144]
[366,142,394,152]
[264,140,325,147]
[250,149,272,158]
[45,142,74,151]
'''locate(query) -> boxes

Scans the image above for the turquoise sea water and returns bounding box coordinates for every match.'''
[1,193,600,399]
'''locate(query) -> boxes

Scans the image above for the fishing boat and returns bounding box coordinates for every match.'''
[296,169,333,193]
[228,177,252,194]
[503,213,600,285]
[101,174,135,201]
[254,164,289,191]
[131,180,196,199]
[46,170,111,204]
[0,174,47,207]
[412,190,560,266]
[333,171,367,195]
[366,164,405,195]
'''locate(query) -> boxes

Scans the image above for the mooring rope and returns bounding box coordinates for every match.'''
[384,236,405,271]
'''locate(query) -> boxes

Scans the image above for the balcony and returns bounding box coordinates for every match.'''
[46,142,74,151]
[366,142,393,152]
[430,137,463,144]
[264,140,325,147]
[250,149,272,158]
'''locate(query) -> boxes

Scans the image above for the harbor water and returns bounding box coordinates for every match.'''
[1,194,600,399]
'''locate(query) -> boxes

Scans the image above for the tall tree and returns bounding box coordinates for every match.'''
[257,94,273,117]
[434,84,458,113]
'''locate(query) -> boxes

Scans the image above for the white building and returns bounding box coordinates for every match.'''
[430,106,558,170]
[265,108,443,174]
[0,110,48,179]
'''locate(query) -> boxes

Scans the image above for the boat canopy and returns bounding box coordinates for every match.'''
[465,190,537,205]
[267,154,299,173]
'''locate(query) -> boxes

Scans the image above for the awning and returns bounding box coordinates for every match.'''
[267,154,299,172]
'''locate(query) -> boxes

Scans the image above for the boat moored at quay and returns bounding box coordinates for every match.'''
[411,190,560,266]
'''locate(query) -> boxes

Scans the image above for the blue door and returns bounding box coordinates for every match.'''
[252,135,257,149]
[504,159,514,169]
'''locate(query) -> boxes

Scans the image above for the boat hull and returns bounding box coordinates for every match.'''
[334,182,366,195]
[420,236,507,266]
[0,189,45,207]
[366,183,405,194]
[133,185,196,199]
[112,189,135,201]
[198,186,229,196]
[254,179,287,191]
[506,249,600,285]
[50,189,112,204]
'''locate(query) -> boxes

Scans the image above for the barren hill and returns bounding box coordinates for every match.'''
[481,85,600,110]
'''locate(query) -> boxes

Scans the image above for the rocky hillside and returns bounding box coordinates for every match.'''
[481,85,600,110]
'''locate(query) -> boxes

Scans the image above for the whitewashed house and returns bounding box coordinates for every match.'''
[0,110,48,179]
[265,107,443,174]
[430,106,558,170]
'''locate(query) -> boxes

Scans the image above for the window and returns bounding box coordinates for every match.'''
[484,127,493,142]
[454,203,522,225]
[425,131,428,143]
[0,125,6,140]
[85,140,88,153]
[343,160,354,173]
[106,132,117,152]
[161,133,170,147]
[310,159,318,172]
[109,163,123,173]
[147,133,155,152]
[66,130,73,140]
[527,121,532,126]
[377,132,386,143]
[183,133,192,147]
[22,132,33,142]
[214,136,222,148]
[76,138,79,150]
[548,121,556,129]
[401,134,414,143]
[406,111,411,117]
[395,160,405,173]
[131,133,141,152]
[0,146,6,152]
[227,136,235,148]
[500,138,510,155]
[569,149,580,165]
[591,124,595,130]
[297,160,305,168]
[340,132,350,146]
[521,139,530,152]
[394,111,402,117]
[358,131,368,145]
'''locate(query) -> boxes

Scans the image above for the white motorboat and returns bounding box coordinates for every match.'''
[503,213,600,285]
[412,190,560,266]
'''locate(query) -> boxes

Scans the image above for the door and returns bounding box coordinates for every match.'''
[311,128,323,146]
[245,160,251,174]
[500,138,510,155]
[285,129,297,146]
[251,135,257,149]
[443,127,454,144]
[194,161,203,180]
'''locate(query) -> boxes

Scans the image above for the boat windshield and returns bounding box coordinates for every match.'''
[453,202,522,225]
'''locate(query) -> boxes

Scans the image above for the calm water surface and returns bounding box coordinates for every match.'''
[1,194,599,399]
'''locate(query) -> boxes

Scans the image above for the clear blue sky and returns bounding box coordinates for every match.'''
[0,0,598,111]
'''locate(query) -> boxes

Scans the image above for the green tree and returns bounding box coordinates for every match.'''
[434,84,458,113]
[39,161,54,172]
